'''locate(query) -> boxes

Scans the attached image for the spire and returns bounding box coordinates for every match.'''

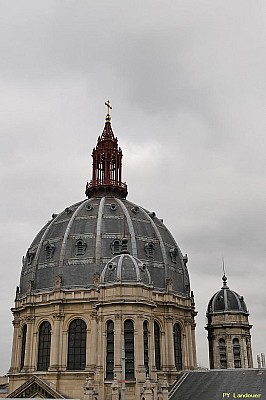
[221,256,228,288]
[85,101,128,199]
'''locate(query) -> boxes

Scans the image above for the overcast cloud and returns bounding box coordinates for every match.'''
[0,0,265,374]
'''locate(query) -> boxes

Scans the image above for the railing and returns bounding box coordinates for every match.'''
[86,180,127,189]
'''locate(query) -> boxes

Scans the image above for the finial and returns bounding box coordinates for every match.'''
[222,256,228,287]
[105,100,112,121]
[121,237,130,254]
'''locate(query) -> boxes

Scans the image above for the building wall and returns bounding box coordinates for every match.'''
[8,283,197,400]
[206,312,253,370]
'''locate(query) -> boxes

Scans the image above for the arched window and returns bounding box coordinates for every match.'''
[67,319,86,370]
[75,239,87,256]
[154,321,161,370]
[173,323,182,370]
[124,320,134,379]
[219,338,227,369]
[106,320,114,379]
[111,239,121,255]
[37,321,51,371]
[145,242,155,258]
[143,321,149,375]
[233,338,241,368]
[20,324,27,370]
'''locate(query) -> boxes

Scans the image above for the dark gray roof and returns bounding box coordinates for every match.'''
[169,369,266,400]
[19,196,190,297]
[207,276,248,315]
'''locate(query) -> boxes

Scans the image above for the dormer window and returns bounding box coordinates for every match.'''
[44,243,55,260]
[170,247,178,263]
[145,241,155,258]
[111,239,121,255]
[26,249,35,266]
[75,239,87,256]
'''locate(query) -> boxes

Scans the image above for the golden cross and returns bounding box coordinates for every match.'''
[105,100,112,115]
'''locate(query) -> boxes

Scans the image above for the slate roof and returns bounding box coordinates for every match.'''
[207,275,248,316]
[100,253,152,285]
[19,197,190,297]
[169,369,266,400]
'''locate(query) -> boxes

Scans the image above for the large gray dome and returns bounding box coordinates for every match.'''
[20,196,190,297]
[19,114,191,298]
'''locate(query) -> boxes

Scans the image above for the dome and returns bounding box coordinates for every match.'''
[20,196,189,296]
[100,251,152,285]
[19,112,190,298]
[207,275,248,315]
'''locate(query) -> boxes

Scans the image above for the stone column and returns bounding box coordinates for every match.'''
[191,322,197,368]
[241,334,248,368]
[182,330,188,369]
[114,314,122,379]
[23,316,34,372]
[9,319,20,372]
[136,314,146,381]
[185,320,193,369]
[246,335,253,368]
[88,311,98,369]
[149,318,156,380]
[96,315,104,381]
[161,323,167,371]
[165,316,175,370]
[49,313,64,371]
[61,327,68,370]
[226,334,233,368]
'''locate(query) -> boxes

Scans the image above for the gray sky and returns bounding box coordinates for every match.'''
[0,0,265,374]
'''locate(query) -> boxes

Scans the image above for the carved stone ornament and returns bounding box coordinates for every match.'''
[25,315,34,323]
[27,280,34,294]
[166,278,173,291]
[93,272,100,287]
[12,319,20,327]
[52,313,64,321]
[54,275,62,289]
[164,315,174,322]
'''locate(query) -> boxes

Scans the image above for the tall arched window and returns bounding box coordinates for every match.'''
[173,323,182,370]
[219,338,227,369]
[154,321,161,370]
[67,319,86,370]
[143,321,149,375]
[233,338,241,368]
[37,321,51,371]
[106,320,114,379]
[20,324,27,370]
[124,319,134,379]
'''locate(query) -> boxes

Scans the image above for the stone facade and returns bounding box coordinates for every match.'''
[8,276,196,399]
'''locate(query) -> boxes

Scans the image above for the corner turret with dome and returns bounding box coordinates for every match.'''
[8,103,197,400]
[205,272,253,370]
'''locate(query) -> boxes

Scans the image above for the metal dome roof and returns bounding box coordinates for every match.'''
[20,196,190,297]
[100,252,152,285]
[206,275,248,315]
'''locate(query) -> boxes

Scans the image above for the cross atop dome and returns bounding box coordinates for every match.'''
[105,100,112,122]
